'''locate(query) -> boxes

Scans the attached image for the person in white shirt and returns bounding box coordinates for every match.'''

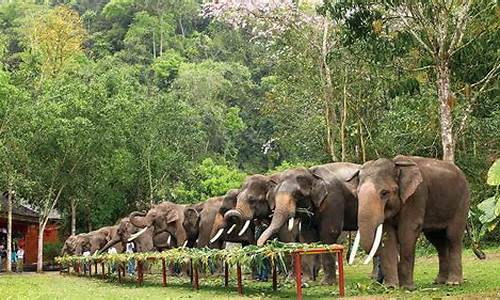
[82,250,91,274]
[108,247,117,273]
[16,247,24,273]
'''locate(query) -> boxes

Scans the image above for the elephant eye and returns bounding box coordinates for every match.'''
[380,190,390,198]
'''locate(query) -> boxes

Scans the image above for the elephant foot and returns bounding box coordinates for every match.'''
[321,276,337,285]
[446,274,463,285]
[433,276,447,284]
[383,279,398,289]
[400,283,416,291]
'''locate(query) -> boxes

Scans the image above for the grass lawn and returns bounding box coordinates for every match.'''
[1,248,499,299]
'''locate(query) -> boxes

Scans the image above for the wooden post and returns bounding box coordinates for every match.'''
[94,262,98,276]
[162,258,167,287]
[76,263,80,276]
[294,253,303,300]
[337,250,345,297]
[118,266,122,283]
[224,262,229,288]
[190,259,193,284]
[272,261,277,291]
[101,263,105,279]
[194,264,199,290]
[88,262,91,276]
[137,261,144,286]
[236,263,243,296]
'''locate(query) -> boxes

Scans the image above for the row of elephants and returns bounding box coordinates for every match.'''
[62,155,474,290]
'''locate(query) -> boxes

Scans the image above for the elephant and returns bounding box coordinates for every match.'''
[347,155,471,290]
[99,217,171,254]
[129,201,188,248]
[255,163,361,285]
[183,196,227,248]
[223,173,322,282]
[67,226,117,255]
[208,189,256,246]
[61,234,85,256]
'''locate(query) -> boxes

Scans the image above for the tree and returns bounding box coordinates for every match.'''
[25,5,86,81]
[325,0,499,162]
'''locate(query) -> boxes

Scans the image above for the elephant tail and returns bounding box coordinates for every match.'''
[466,221,486,260]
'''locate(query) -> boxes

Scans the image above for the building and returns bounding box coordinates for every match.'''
[0,193,61,270]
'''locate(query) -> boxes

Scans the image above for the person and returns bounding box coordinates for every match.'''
[0,244,6,272]
[126,242,135,276]
[254,220,270,281]
[107,247,117,273]
[82,250,91,274]
[11,244,18,272]
[16,247,24,273]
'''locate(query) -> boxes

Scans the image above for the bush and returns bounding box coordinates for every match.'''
[44,241,63,264]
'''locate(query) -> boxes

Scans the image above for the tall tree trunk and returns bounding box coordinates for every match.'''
[340,67,348,162]
[358,118,366,162]
[37,220,46,272]
[6,189,12,272]
[436,59,455,162]
[71,198,76,236]
[320,18,337,161]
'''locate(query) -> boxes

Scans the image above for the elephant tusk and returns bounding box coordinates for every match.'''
[363,224,383,265]
[227,224,236,235]
[298,221,302,233]
[182,240,188,248]
[196,238,199,244]
[128,227,148,242]
[348,230,360,265]
[167,235,171,246]
[288,217,294,232]
[238,220,250,236]
[210,228,224,244]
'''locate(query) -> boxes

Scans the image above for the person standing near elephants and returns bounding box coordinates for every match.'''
[107,246,117,273]
[126,242,135,276]
[11,244,18,272]
[0,244,6,272]
[16,246,24,273]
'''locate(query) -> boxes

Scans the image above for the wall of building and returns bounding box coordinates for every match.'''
[24,223,59,265]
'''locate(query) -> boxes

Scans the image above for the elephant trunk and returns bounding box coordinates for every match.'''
[224,209,243,224]
[257,192,296,246]
[129,211,148,228]
[357,181,385,264]
[99,236,121,254]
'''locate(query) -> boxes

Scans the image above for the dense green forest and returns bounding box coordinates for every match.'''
[0,0,498,243]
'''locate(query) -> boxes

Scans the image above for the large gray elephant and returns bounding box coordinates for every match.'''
[223,173,321,282]
[348,156,470,290]
[129,201,188,248]
[99,217,171,254]
[61,234,86,256]
[254,163,361,284]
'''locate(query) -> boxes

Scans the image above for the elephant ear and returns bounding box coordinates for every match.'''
[184,208,200,225]
[165,207,180,223]
[394,157,423,204]
[310,170,328,208]
[265,174,281,210]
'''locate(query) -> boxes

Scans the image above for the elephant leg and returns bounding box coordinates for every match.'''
[301,255,316,283]
[381,225,399,287]
[446,220,465,285]
[425,230,449,284]
[397,224,420,290]
[319,226,341,285]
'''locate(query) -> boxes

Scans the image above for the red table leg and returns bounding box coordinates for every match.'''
[94,262,98,276]
[137,261,144,287]
[162,258,167,287]
[272,261,277,291]
[118,266,122,283]
[190,259,194,285]
[236,263,243,296]
[194,265,199,290]
[337,251,345,297]
[294,253,303,300]
[224,262,229,288]
[102,263,105,279]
